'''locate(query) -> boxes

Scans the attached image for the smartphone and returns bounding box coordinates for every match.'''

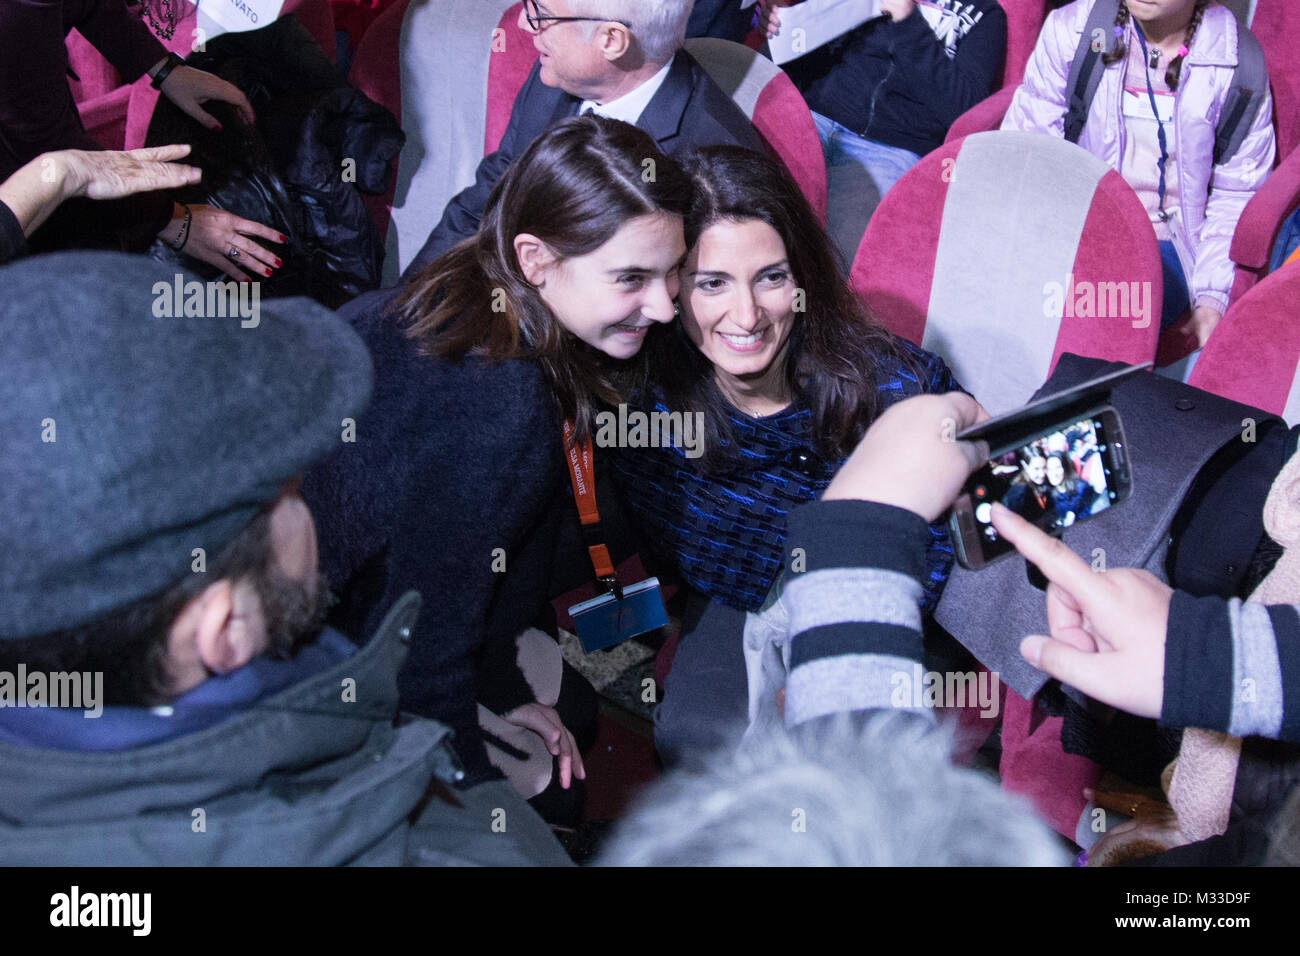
[950,406,1132,570]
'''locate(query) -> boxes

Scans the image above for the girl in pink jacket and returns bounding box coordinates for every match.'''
[1003,0,1274,353]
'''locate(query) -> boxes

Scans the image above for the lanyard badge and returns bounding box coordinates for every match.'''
[1132,22,1173,223]
[562,422,668,652]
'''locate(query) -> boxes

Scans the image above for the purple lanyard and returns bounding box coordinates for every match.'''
[1131,22,1172,222]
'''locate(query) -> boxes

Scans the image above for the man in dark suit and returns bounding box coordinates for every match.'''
[401,0,763,281]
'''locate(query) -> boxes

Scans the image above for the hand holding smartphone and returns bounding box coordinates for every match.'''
[947,364,1146,570]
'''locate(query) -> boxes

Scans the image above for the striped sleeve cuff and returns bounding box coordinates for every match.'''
[1163,592,1297,739]
[782,500,930,727]
[1226,602,1287,738]
[1163,592,1235,732]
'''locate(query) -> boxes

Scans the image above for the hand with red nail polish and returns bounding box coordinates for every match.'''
[179,206,285,282]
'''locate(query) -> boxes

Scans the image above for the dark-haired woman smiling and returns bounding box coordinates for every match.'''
[303,116,689,820]
[609,146,965,762]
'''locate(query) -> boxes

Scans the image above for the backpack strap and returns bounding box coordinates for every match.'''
[1214,22,1269,166]
[1064,0,1122,144]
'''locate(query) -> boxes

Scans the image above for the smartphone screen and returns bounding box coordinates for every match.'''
[954,414,1124,568]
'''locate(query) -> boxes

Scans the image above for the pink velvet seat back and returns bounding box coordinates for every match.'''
[683,37,826,225]
[850,129,1160,414]
[1188,261,1300,421]
[1249,0,1300,161]
[485,3,537,154]
[997,0,1049,89]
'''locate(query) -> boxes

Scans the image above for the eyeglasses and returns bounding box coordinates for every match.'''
[522,0,630,32]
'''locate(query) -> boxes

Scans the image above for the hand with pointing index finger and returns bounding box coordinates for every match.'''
[990,502,1171,719]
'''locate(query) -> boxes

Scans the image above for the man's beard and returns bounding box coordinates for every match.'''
[255,563,332,659]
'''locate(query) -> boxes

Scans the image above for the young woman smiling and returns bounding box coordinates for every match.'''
[302,116,690,817]
[608,146,967,763]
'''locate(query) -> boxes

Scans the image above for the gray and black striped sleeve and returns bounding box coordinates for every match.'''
[1163,592,1300,742]
[782,499,934,728]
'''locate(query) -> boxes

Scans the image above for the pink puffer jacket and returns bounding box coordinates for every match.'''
[1002,0,1275,314]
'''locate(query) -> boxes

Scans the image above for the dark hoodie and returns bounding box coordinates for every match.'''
[785,0,1006,157]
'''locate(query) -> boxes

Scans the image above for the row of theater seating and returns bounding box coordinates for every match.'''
[59,0,1300,845]
[348,0,1300,422]
[65,0,1300,423]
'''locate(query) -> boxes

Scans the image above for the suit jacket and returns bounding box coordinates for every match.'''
[401,50,763,281]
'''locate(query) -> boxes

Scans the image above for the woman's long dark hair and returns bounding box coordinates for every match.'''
[645,145,916,472]
[394,115,691,440]
[1047,452,1080,496]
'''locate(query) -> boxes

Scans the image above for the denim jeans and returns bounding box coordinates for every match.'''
[812,111,922,271]
[1158,239,1192,331]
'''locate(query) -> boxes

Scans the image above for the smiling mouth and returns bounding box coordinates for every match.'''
[612,323,650,335]
[718,330,766,350]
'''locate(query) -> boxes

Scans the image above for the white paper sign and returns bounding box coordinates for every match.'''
[763,0,883,65]
[196,0,284,36]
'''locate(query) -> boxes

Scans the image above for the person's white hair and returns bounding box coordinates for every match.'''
[598,713,1069,866]
[568,0,693,64]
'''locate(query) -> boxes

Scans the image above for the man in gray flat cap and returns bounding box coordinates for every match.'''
[0,251,569,866]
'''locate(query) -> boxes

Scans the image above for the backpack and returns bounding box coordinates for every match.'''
[1063,0,1269,166]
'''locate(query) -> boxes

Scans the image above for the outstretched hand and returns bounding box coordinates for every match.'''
[61,145,201,200]
[991,503,1171,719]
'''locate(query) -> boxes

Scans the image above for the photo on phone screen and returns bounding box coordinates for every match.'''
[950,410,1130,570]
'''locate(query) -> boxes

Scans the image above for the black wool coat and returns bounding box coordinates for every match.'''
[303,289,574,782]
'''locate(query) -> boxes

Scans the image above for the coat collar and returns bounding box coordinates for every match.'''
[550,49,698,147]
[0,591,439,826]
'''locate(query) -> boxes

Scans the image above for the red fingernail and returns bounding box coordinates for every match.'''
[278,234,287,243]
[264,268,272,276]
[274,258,282,268]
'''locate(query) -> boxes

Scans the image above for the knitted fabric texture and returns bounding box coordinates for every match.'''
[610,342,961,612]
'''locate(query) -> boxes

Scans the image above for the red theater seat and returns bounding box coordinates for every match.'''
[949,0,1300,314]
[346,0,409,240]
[1187,261,1300,420]
[683,37,827,225]
[485,3,538,154]
[997,0,1050,90]
[351,0,519,279]
[1227,0,1300,304]
[849,129,1160,414]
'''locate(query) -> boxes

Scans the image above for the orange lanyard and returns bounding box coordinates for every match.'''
[562,421,619,594]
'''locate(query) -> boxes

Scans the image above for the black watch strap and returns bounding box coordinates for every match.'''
[150,52,184,90]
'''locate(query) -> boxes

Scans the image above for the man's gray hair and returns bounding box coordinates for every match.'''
[599,713,1069,866]
[569,0,693,64]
